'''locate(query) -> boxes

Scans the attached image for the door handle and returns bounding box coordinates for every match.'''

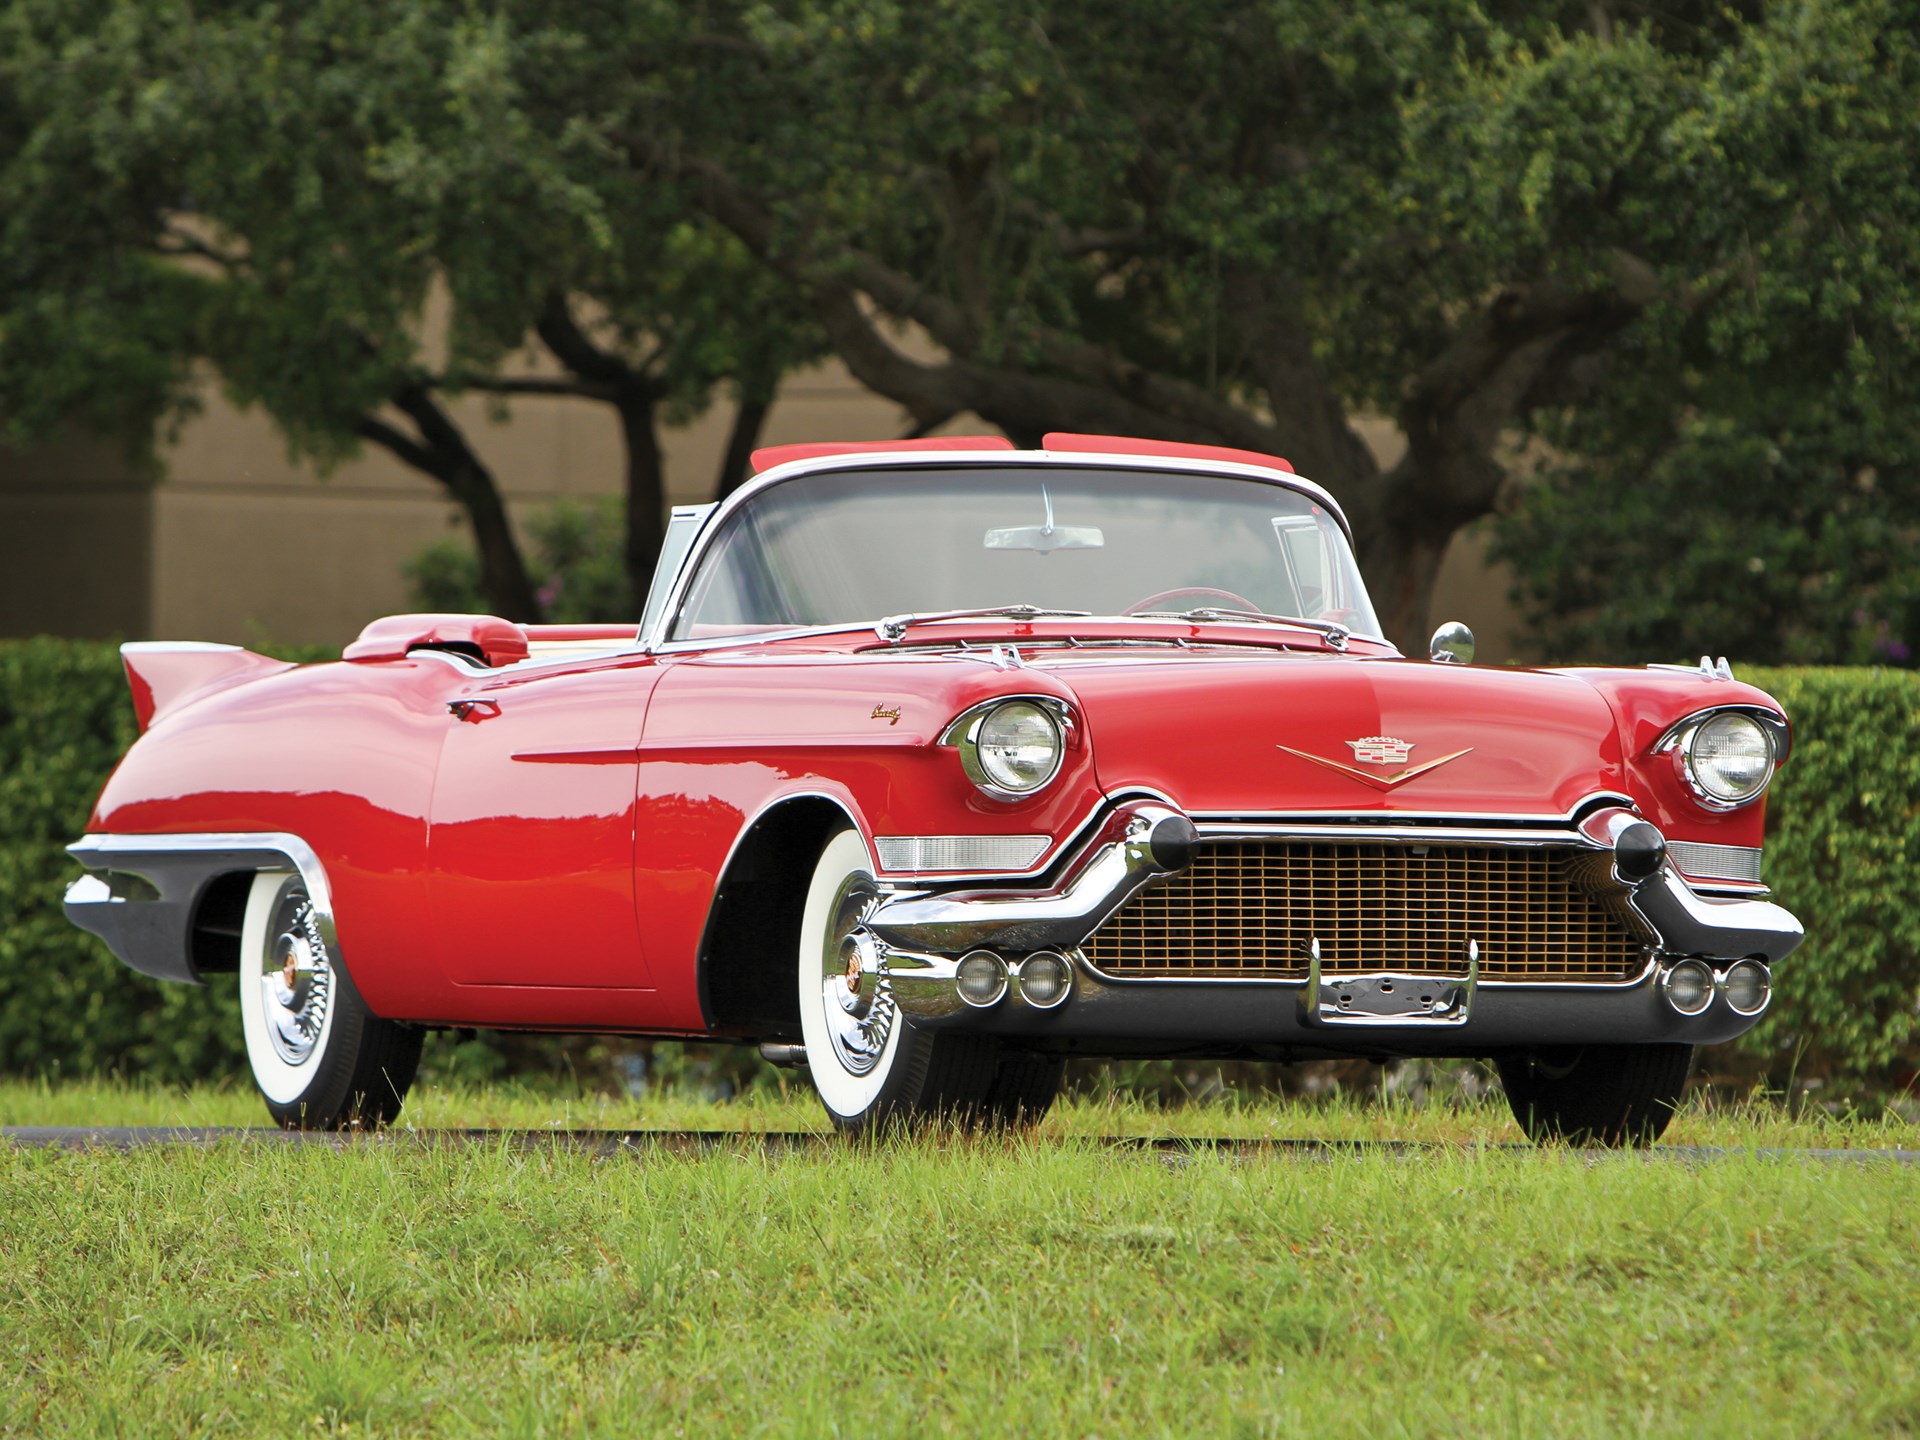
[449,699,502,722]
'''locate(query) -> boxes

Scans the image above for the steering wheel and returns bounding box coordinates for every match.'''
[1123,586,1261,616]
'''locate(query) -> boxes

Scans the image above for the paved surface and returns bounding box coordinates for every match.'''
[5,1126,1920,1163]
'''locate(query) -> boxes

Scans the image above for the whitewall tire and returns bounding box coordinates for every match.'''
[797,828,1005,1133]
[238,871,421,1129]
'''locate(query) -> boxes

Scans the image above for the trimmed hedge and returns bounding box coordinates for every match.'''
[1,642,1914,1095]
[0,639,242,1080]
[1735,667,1920,1093]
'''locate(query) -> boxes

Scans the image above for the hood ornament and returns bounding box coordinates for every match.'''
[1279,736,1473,791]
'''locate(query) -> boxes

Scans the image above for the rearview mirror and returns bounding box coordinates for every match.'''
[984,524,1105,553]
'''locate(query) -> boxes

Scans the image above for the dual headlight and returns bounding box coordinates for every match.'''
[945,698,1070,800]
[1668,710,1781,808]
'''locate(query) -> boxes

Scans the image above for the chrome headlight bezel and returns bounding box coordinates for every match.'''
[1658,707,1785,810]
[941,696,1073,801]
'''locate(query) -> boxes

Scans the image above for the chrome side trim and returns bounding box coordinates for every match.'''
[120,641,245,655]
[65,832,336,986]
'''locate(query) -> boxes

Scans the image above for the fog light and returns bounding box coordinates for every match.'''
[1661,958,1715,1016]
[955,950,1008,1008]
[1015,951,1073,1009]
[1722,959,1771,1016]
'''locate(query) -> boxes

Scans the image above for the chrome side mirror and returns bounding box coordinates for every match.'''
[1429,621,1475,665]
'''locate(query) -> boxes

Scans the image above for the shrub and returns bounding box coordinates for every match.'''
[405,499,634,623]
[0,639,242,1081]
[1733,667,1920,1096]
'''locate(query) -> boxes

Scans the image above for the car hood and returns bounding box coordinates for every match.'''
[1042,650,1627,819]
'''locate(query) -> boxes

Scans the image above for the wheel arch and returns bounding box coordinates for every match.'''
[65,832,342,986]
[697,794,867,1039]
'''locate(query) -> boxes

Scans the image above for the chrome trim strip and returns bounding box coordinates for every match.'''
[1066,951,1664,994]
[1193,822,1603,848]
[121,641,246,655]
[70,831,333,917]
[1187,794,1638,827]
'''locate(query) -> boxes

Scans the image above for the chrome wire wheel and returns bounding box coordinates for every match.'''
[237,870,422,1129]
[239,873,339,1105]
[798,830,906,1120]
[817,876,897,1077]
[263,892,333,1066]
[795,827,1023,1133]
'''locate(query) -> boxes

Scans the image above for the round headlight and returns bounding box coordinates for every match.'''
[970,701,1064,796]
[1682,712,1776,806]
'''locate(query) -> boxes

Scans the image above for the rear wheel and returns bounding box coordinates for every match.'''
[1498,1043,1693,1146]
[238,872,421,1129]
[797,828,1024,1133]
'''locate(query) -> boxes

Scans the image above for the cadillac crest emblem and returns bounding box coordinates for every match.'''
[1348,735,1413,765]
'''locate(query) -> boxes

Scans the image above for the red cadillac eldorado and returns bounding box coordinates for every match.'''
[65,434,1802,1142]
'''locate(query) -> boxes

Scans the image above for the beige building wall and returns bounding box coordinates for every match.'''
[4,363,1527,662]
[140,359,960,649]
[0,430,153,639]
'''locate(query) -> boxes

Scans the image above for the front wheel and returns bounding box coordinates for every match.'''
[797,827,1022,1133]
[238,871,422,1129]
[1497,1043,1693,1146]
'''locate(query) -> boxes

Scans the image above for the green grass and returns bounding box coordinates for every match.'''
[3,1073,1917,1149]
[5,1082,1919,1437]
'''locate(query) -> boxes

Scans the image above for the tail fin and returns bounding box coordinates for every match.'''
[122,642,295,732]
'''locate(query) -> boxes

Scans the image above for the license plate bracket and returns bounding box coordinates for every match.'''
[1300,940,1478,1027]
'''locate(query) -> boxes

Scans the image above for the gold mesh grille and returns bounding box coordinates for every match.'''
[1083,841,1651,982]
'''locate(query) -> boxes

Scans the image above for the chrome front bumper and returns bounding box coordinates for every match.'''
[860,801,1803,1053]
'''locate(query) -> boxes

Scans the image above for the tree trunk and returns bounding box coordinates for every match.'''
[716,394,772,499]
[1353,514,1458,655]
[442,456,543,623]
[619,389,666,620]
[359,398,543,623]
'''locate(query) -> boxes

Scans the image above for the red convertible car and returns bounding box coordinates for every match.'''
[65,434,1801,1142]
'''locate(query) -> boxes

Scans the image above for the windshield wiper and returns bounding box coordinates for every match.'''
[875,605,1093,644]
[1133,607,1351,650]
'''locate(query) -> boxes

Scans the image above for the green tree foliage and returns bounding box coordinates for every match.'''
[4,2,1918,649]
[543,0,1920,647]
[1479,9,1920,664]
[0,0,822,622]
[1497,428,1918,665]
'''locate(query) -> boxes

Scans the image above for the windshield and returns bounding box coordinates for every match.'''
[669,465,1380,640]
